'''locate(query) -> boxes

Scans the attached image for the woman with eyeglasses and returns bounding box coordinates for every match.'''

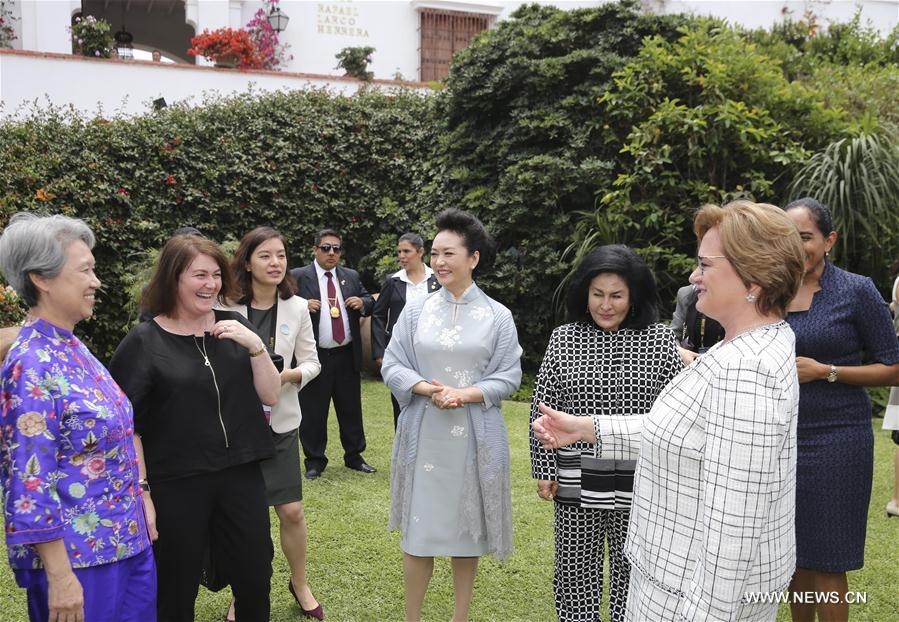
[782,198,899,622]
[534,201,806,621]
[109,235,281,622]
[371,233,440,428]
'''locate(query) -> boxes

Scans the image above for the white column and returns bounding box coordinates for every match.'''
[18,0,79,54]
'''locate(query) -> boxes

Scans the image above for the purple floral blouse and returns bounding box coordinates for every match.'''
[0,318,150,571]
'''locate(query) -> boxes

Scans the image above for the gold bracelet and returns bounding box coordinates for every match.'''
[249,346,267,358]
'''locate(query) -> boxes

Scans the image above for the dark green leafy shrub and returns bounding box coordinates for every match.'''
[428,1,688,367]
[0,285,26,325]
[575,21,847,312]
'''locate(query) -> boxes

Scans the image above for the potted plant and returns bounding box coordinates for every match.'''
[68,14,113,58]
[335,46,375,81]
[188,27,263,69]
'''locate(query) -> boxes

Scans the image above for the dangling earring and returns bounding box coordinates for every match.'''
[745,292,756,303]
[629,305,635,317]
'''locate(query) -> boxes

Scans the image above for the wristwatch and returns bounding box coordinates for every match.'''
[827,364,838,383]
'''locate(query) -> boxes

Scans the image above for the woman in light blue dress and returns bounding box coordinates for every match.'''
[382,209,522,622]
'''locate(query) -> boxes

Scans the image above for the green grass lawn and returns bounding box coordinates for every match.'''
[1,379,897,621]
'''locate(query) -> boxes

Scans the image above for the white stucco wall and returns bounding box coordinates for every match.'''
[14,0,79,54]
[0,50,428,120]
[275,0,424,80]
[649,0,899,35]
[2,1,896,121]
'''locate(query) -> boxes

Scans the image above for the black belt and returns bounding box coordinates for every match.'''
[317,344,352,356]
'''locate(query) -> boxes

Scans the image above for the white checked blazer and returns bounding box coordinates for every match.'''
[613,321,799,620]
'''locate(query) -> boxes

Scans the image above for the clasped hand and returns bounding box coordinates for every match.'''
[427,380,464,409]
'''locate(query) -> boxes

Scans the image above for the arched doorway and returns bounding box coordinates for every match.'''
[78,0,195,64]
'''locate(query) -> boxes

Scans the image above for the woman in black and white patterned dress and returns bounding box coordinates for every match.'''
[529,245,682,622]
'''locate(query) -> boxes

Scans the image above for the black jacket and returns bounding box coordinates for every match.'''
[370,273,440,360]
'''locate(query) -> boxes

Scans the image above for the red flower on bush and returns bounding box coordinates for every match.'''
[164,174,176,186]
[117,187,129,197]
[188,28,264,69]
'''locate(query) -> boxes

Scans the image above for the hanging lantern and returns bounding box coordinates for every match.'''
[114,27,134,60]
[267,6,290,33]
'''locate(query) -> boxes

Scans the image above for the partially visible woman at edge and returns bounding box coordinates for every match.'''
[371,232,440,428]
[883,255,899,519]
[0,213,157,622]
[529,245,682,622]
[534,201,806,621]
[783,197,899,622]
[109,235,281,622]
[381,208,522,622]
[221,226,323,621]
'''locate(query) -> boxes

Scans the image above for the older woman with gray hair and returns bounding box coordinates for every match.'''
[0,213,156,622]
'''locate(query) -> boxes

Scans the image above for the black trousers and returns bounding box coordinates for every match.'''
[298,344,367,470]
[151,462,273,622]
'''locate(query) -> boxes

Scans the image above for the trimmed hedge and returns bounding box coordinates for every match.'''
[424,2,691,368]
[0,88,440,360]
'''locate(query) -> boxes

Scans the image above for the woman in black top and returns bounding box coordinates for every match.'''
[110,235,280,622]
[528,245,682,622]
[371,232,439,427]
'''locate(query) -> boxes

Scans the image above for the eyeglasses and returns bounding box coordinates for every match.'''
[317,243,342,254]
[696,255,727,275]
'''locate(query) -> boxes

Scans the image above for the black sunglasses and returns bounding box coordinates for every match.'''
[317,243,342,254]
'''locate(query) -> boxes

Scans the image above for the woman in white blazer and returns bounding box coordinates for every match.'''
[534,201,806,621]
[222,227,323,621]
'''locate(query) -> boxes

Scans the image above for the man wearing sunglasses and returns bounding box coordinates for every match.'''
[291,229,376,479]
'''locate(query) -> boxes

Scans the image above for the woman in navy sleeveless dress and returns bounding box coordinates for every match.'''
[784,198,899,622]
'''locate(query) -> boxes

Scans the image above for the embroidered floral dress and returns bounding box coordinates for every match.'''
[384,285,522,560]
[402,285,509,556]
[0,319,149,580]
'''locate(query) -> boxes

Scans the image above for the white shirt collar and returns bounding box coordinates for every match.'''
[394,265,433,284]
[314,261,337,280]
